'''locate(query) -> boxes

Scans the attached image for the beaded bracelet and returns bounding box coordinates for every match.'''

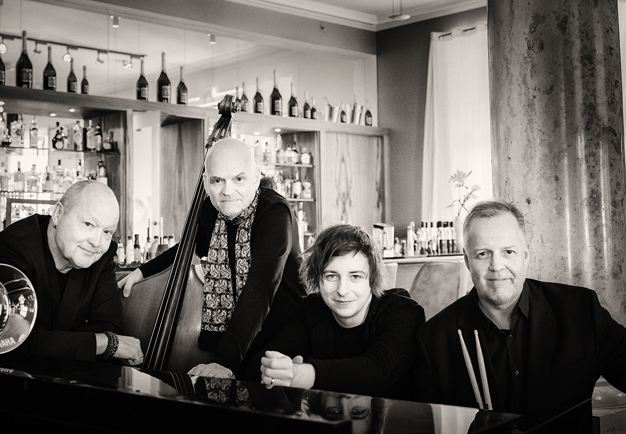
[102,331,119,360]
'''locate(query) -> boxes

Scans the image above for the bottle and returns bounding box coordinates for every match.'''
[0,163,9,191]
[288,82,298,117]
[62,169,74,192]
[1,114,11,147]
[54,160,64,193]
[133,234,142,266]
[0,51,5,86]
[96,160,107,185]
[235,85,240,108]
[292,171,302,198]
[176,65,188,105]
[136,58,149,101]
[126,236,134,265]
[311,97,318,120]
[300,147,311,165]
[29,117,38,149]
[116,239,126,267]
[86,120,96,150]
[301,176,312,199]
[42,166,53,192]
[150,235,159,258]
[240,82,249,112]
[450,221,457,253]
[27,164,39,192]
[8,114,24,147]
[16,31,33,88]
[253,77,264,114]
[52,123,65,150]
[81,65,89,94]
[270,70,282,116]
[405,225,415,256]
[303,91,311,119]
[340,101,347,123]
[13,161,25,192]
[95,124,103,151]
[168,235,175,248]
[73,121,84,151]
[67,58,77,93]
[144,231,153,262]
[364,101,373,126]
[275,134,285,164]
[157,52,171,103]
[43,45,56,91]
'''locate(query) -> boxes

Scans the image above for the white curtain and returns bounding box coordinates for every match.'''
[421,24,493,223]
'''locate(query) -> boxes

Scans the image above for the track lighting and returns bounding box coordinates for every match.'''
[111,16,120,28]
[62,47,72,62]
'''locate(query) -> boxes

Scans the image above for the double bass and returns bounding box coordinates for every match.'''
[122,95,237,372]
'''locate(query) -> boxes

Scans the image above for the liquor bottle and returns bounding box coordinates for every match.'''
[133,234,142,266]
[29,117,38,149]
[81,65,89,94]
[288,82,298,117]
[303,91,311,119]
[42,166,53,192]
[292,171,302,198]
[235,85,241,109]
[150,235,159,258]
[52,122,65,150]
[136,58,149,101]
[54,161,64,193]
[86,120,96,150]
[27,164,39,192]
[95,124,103,151]
[96,159,107,185]
[340,101,347,123]
[157,52,171,103]
[76,159,86,182]
[253,77,264,114]
[116,239,126,267]
[364,101,373,126]
[177,66,188,105]
[0,51,5,86]
[302,176,312,199]
[16,31,33,88]
[73,120,84,151]
[43,45,56,91]
[125,236,134,265]
[300,147,311,165]
[270,70,282,116]
[13,161,25,192]
[311,97,318,120]
[0,163,9,191]
[144,229,153,262]
[67,58,77,93]
[240,82,249,112]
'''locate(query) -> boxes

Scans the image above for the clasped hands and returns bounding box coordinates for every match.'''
[260,350,315,389]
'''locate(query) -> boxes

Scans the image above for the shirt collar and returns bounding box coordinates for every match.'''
[472,280,530,332]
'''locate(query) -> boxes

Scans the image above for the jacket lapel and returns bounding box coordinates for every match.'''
[525,280,556,415]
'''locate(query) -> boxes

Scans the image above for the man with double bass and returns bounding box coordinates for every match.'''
[119,138,306,379]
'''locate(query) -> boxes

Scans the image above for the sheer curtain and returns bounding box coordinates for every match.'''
[421,24,493,223]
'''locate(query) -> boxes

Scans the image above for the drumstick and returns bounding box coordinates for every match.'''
[474,330,492,410]
[458,329,484,410]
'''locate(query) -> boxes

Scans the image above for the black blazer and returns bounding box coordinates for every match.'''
[0,214,123,362]
[415,279,626,417]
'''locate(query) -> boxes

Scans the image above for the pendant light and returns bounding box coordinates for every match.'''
[389,0,410,21]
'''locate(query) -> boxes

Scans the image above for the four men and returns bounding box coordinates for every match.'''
[2,138,625,422]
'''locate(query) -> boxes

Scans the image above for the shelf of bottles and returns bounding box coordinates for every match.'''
[0,111,116,230]
[243,131,317,251]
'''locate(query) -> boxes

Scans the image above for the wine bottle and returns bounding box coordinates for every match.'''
[67,58,77,93]
[81,65,89,94]
[43,45,56,91]
[0,52,5,86]
[157,52,171,103]
[136,57,149,101]
[365,101,373,126]
[303,91,311,119]
[177,65,188,105]
[235,85,241,109]
[240,82,249,112]
[288,82,298,117]
[253,77,264,114]
[311,97,317,120]
[270,70,282,116]
[16,31,33,88]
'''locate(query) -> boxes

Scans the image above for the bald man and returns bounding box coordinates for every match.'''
[0,181,143,365]
[119,138,305,379]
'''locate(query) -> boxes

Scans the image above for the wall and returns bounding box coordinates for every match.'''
[377,7,487,237]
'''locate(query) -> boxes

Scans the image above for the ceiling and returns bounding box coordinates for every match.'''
[0,0,485,104]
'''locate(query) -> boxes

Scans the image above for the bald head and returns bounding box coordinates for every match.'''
[60,181,119,218]
[203,138,261,219]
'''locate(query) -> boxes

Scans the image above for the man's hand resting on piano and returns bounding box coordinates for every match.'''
[188,362,234,379]
[117,268,144,298]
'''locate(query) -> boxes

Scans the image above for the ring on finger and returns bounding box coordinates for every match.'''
[270,378,275,385]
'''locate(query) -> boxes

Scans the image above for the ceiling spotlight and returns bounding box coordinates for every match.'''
[209,34,216,45]
[96,51,105,64]
[123,57,133,70]
[0,38,6,55]
[389,0,410,20]
[33,42,42,54]
[111,16,120,28]
[62,47,72,62]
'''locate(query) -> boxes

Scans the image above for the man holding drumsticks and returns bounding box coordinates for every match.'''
[414,199,626,419]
